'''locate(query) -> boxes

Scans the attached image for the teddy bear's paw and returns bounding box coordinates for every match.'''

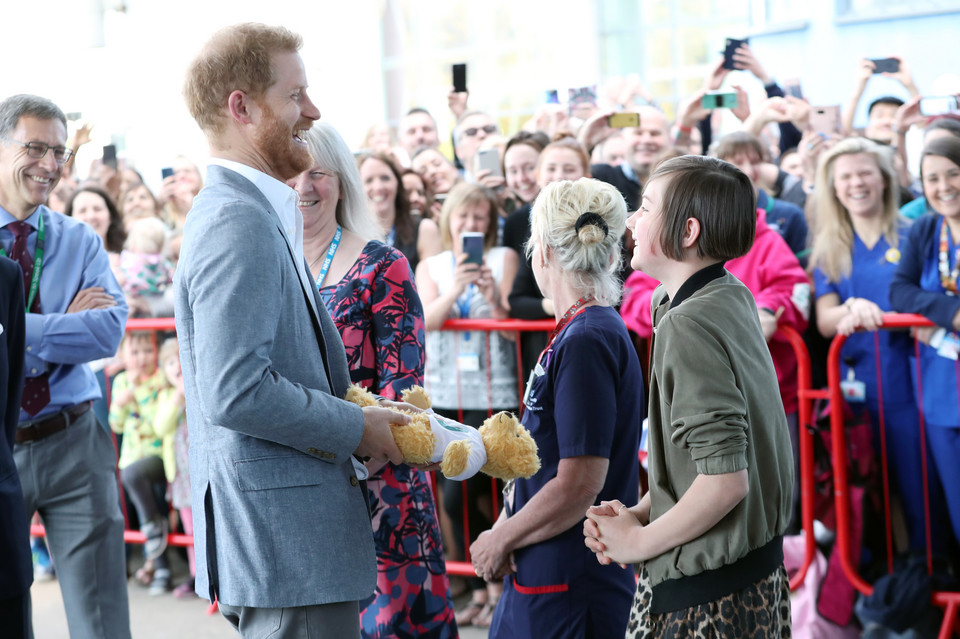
[345,384,379,407]
[390,416,436,465]
[441,441,471,478]
[401,386,432,411]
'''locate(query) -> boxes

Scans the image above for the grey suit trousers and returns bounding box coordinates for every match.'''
[219,600,361,638]
[14,409,131,639]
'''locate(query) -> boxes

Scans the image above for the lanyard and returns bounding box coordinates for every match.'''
[938,218,959,295]
[535,296,593,369]
[0,212,45,311]
[314,225,342,288]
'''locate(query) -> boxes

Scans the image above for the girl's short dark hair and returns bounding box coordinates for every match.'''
[648,155,756,261]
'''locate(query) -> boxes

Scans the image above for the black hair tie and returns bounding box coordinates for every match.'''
[574,212,609,238]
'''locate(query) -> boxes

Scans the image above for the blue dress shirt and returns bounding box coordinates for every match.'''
[0,204,128,423]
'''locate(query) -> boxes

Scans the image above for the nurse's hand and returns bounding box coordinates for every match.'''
[838,297,884,336]
[470,529,514,582]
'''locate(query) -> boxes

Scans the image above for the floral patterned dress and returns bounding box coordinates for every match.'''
[319,240,457,638]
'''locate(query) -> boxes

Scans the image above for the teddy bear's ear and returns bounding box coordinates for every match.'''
[345,383,378,407]
[401,385,432,411]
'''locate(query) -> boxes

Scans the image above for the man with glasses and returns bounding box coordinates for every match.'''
[454,110,500,181]
[0,94,129,639]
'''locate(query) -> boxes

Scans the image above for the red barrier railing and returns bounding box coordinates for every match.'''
[430,318,554,578]
[779,325,823,591]
[826,313,960,638]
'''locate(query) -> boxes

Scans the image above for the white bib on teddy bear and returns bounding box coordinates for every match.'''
[426,411,487,481]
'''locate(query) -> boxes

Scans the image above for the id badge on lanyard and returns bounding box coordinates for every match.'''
[522,360,546,406]
[456,284,480,371]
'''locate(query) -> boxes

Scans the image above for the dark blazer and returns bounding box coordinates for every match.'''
[0,256,30,599]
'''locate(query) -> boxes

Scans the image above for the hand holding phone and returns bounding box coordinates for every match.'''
[102,144,118,170]
[919,96,959,117]
[722,38,749,70]
[608,113,640,128]
[809,105,841,135]
[702,91,739,110]
[453,63,467,93]
[869,57,900,74]
[476,148,502,177]
[461,231,485,265]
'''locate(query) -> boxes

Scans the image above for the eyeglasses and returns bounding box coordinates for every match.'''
[1,139,73,164]
[461,124,498,138]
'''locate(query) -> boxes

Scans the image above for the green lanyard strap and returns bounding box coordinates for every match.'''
[1,212,46,311]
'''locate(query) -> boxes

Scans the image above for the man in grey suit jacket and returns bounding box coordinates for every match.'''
[176,24,407,638]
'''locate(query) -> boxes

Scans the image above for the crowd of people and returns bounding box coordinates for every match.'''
[2,20,959,639]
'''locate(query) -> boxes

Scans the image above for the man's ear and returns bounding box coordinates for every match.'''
[681,216,701,249]
[227,90,257,125]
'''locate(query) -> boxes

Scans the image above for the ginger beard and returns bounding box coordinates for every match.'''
[255,102,313,182]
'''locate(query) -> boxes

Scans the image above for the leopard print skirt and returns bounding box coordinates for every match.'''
[626,563,792,639]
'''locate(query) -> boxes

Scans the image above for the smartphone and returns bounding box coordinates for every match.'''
[809,105,841,135]
[66,112,82,122]
[161,167,175,181]
[544,89,559,104]
[608,112,640,128]
[452,63,467,93]
[919,96,960,117]
[461,231,485,265]
[702,91,739,110]
[870,57,900,74]
[783,79,804,100]
[477,148,502,177]
[722,37,749,70]
[102,144,118,170]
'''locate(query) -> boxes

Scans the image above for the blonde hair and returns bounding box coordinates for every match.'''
[527,178,627,305]
[125,217,168,254]
[809,138,900,282]
[183,23,302,136]
[438,183,500,251]
[159,336,179,363]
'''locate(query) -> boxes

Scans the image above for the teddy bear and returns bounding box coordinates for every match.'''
[344,384,541,482]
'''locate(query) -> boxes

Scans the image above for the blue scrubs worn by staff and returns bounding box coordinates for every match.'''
[813,223,948,553]
[489,306,642,639]
[891,214,960,546]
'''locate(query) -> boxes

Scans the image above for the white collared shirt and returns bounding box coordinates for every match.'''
[207,158,305,279]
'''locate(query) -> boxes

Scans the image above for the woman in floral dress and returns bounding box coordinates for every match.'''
[290,122,457,638]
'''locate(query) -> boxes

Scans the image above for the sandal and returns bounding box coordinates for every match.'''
[454,599,486,627]
[473,597,500,628]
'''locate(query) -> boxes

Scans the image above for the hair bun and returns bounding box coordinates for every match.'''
[574,212,609,243]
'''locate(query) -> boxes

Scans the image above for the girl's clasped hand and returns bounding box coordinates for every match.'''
[583,500,644,569]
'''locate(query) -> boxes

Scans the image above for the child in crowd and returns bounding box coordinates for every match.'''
[118,216,174,301]
[109,331,172,595]
[585,156,794,638]
[154,337,195,599]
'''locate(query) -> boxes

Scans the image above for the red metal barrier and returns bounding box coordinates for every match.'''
[430,318,554,578]
[778,325,824,592]
[826,313,960,639]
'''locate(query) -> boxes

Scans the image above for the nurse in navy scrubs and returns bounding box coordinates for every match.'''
[469,178,643,638]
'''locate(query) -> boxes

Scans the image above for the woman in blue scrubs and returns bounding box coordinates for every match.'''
[891,135,960,548]
[469,178,643,638]
[810,137,949,554]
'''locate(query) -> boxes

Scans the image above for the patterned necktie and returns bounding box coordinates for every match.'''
[8,220,51,416]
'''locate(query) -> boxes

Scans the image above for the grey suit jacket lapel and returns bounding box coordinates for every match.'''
[208,166,339,391]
